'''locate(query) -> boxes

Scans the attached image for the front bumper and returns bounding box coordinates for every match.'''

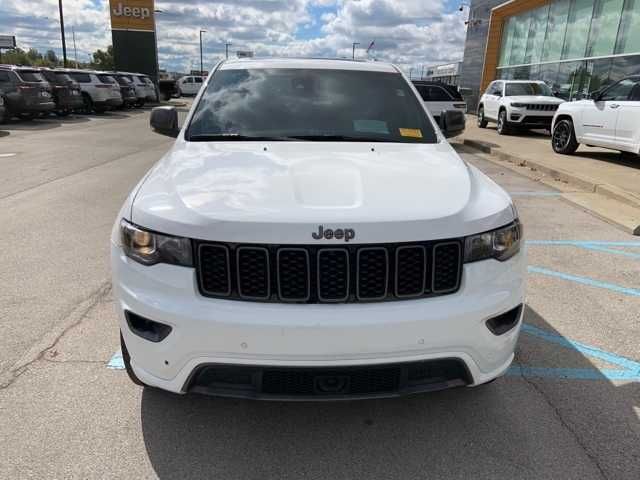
[509,111,554,127]
[112,244,526,397]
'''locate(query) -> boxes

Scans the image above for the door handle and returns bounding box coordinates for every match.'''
[610,104,620,109]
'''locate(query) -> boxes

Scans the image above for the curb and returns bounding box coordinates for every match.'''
[459,139,640,209]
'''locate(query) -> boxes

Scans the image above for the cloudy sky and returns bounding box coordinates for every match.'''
[0,0,468,75]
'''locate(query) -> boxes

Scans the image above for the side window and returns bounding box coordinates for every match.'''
[186,77,193,83]
[70,73,91,83]
[491,82,503,96]
[485,82,495,95]
[426,86,452,101]
[0,71,10,82]
[629,82,640,101]
[194,77,203,83]
[415,85,429,101]
[600,79,636,101]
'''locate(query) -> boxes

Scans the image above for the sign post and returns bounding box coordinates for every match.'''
[109,0,159,84]
[0,35,16,63]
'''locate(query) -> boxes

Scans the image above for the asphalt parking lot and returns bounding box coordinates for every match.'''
[0,108,638,479]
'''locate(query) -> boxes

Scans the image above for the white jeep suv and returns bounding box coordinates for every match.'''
[551,76,640,155]
[478,80,564,135]
[111,58,526,400]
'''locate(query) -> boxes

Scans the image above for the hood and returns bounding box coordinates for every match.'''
[130,141,514,243]
[509,95,564,104]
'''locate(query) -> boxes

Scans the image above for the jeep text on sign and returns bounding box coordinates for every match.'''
[109,0,155,32]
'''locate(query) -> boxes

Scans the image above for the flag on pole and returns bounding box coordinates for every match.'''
[366,40,375,53]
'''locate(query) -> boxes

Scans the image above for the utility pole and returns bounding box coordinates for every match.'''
[225,42,232,60]
[352,42,360,60]
[409,67,413,79]
[58,0,68,67]
[72,26,78,68]
[199,30,206,75]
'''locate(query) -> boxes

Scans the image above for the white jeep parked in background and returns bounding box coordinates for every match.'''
[478,80,564,135]
[551,76,640,156]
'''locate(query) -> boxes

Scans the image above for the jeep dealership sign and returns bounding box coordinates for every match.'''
[109,0,155,32]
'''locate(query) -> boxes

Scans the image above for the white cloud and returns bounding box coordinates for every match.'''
[0,0,467,74]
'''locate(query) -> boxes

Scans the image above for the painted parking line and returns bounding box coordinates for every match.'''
[509,323,640,381]
[527,240,640,247]
[528,266,640,297]
[107,349,124,370]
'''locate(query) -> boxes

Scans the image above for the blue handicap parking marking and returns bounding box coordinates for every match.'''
[107,349,125,370]
[527,266,640,297]
[509,324,640,381]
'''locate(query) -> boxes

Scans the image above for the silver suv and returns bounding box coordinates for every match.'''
[60,69,123,113]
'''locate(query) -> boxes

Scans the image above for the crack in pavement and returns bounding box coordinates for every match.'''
[513,348,610,480]
[0,282,112,390]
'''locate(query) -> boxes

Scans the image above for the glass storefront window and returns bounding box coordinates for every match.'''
[499,17,516,67]
[538,62,560,90]
[555,61,582,99]
[509,12,533,65]
[610,55,640,80]
[524,5,550,65]
[542,0,570,62]
[615,0,640,54]
[562,0,595,60]
[586,0,624,57]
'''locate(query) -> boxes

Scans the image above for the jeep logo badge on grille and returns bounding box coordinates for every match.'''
[312,225,355,242]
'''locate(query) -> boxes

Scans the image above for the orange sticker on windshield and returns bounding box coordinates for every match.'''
[399,128,423,138]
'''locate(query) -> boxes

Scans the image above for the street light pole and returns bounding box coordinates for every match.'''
[72,26,78,68]
[225,42,232,60]
[352,42,360,60]
[58,0,68,67]
[199,30,206,75]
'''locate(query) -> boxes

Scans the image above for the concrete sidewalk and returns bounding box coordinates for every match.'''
[452,116,640,235]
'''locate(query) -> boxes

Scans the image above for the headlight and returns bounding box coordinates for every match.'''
[464,220,522,263]
[120,219,193,267]
[511,103,526,108]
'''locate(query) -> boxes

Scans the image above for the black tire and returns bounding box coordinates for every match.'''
[18,112,36,121]
[496,110,510,135]
[477,106,488,128]
[120,333,147,387]
[81,93,93,114]
[552,119,579,154]
[54,110,70,117]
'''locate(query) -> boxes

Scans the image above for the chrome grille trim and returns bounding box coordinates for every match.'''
[432,242,462,294]
[394,245,427,298]
[198,244,232,297]
[356,247,389,301]
[236,246,270,300]
[277,248,311,302]
[317,248,350,303]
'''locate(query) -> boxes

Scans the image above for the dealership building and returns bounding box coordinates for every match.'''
[459,0,640,110]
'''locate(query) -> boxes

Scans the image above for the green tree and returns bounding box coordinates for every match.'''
[1,47,30,65]
[91,45,114,71]
[44,49,58,66]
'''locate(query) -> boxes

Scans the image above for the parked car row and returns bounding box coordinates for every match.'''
[0,64,159,122]
[477,78,640,157]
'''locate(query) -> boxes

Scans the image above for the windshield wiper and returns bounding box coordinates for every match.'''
[286,134,390,142]
[188,133,301,142]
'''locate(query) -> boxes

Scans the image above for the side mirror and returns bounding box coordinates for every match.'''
[150,106,179,137]
[439,110,465,138]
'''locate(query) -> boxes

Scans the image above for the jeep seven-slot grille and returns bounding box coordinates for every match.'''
[521,104,559,111]
[196,241,462,303]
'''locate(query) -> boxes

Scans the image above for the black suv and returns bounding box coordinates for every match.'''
[0,65,55,120]
[110,73,138,108]
[39,68,84,116]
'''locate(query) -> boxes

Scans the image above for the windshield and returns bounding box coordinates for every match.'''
[188,68,437,143]
[505,82,553,97]
[114,75,131,85]
[17,71,45,82]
